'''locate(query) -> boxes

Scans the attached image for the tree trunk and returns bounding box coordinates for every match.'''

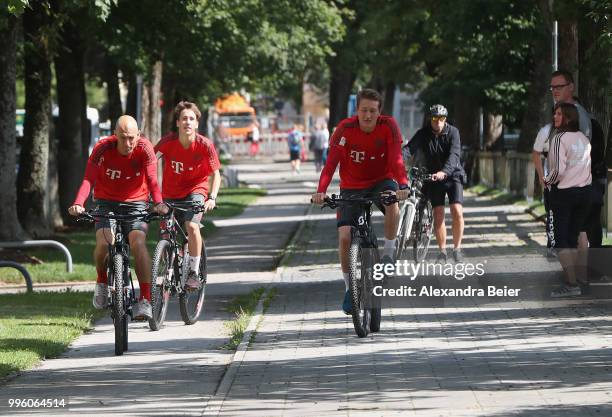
[140,77,151,137]
[161,75,176,134]
[125,70,137,118]
[104,57,122,131]
[483,113,504,151]
[558,18,579,85]
[578,12,610,141]
[517,0,553,153]
[47,119,63,229]
[328,61,356,131]
[452,92,479,148]
[148,60,162,143]
[0,14,26,240]
[55,20,86,223]
[452,92,479,183]
[18,4,53,237]
[382,81,395,116]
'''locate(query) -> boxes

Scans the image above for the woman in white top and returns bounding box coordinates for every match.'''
[545,102,592,297]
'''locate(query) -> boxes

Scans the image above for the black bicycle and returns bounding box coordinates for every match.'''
[148,201,207,331]
[78,207,158,356]
[321,192,399,338]
[396,167,434,262]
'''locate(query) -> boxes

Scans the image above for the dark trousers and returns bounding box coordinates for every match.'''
[550,185,591,249]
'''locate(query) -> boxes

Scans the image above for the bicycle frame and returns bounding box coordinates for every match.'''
[158,209,190,292]
[396,168,433,260]
[149,201,208,329]
[353,203,378,248]
[321,193,398,337]
[78,207,157,355]
[102,216,136,317]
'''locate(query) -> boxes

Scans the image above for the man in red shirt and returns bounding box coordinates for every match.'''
[68,115,167,320]
[155,101,221,290]
[311,89,409,315]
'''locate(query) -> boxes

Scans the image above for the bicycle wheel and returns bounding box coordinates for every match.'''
[348,231,370,338]
[370,248,382,333]
[149,239,172,331]
[395,202,415,261]
[111,253,125,356]
[413,200,433,263]
[179,243,207,325]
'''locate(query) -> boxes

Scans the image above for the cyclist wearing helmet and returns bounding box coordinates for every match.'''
[404,104,466,263]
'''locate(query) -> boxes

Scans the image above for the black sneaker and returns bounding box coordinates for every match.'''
[381,255,394,278]
[550,284,581,298]
[452,248,464,264]
[436,251,448,264]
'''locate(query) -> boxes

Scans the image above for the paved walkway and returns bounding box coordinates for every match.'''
[0,160,317,416]
[216,191,612,416]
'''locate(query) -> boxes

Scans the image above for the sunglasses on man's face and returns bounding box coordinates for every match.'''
[431,116,446,122]
[549,83,569,91]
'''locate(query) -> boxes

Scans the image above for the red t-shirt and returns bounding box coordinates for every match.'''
[73,135,162,206]
[154,133,221,199]
[317,115,408,192]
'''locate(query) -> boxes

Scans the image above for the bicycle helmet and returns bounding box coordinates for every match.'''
[429,104,448,117]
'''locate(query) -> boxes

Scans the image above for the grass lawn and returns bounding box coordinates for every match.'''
[0,187,266,285]
[0,291,104,381]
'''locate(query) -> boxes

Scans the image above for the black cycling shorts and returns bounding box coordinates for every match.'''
[93,199,149,234]
[424,178,463,207]
[337,179,398,228]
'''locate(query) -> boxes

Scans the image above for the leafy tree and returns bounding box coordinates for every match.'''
[0,2,27,240]
[17,0,56,237]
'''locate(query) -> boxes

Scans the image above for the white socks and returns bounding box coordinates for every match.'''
[188,255,200,274]
[383,238,396,258]
[342,272,350,291]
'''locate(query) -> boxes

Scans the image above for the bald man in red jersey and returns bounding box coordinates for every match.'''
[69,115,167,320]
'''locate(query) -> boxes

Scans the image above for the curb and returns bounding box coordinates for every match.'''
[201,202,314,416]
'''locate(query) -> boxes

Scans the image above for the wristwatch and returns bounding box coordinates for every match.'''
[208,195,217,200]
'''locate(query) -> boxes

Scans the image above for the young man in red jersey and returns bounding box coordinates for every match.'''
[69,115,168,320]
[155,101,221,290]
[311,89,409,315]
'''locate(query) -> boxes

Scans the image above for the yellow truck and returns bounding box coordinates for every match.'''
[213,93,256,138]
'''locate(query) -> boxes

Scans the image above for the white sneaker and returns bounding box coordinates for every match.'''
[92,283,108,309]
[133,299,153,320]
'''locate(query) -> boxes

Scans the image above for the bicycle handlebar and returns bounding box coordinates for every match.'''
[163,201,207,213]
[77,210,161,223]
[316,193,400,210]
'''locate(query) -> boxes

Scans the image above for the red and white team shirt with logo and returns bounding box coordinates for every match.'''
[154,133,221,199]
[317,115,408,192]
[73,135,162,206]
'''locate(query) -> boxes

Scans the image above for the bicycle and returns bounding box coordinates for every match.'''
[148,201,208,331]
[320,192,399,338]
[395,167,434,263]
[78,207,158,356]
